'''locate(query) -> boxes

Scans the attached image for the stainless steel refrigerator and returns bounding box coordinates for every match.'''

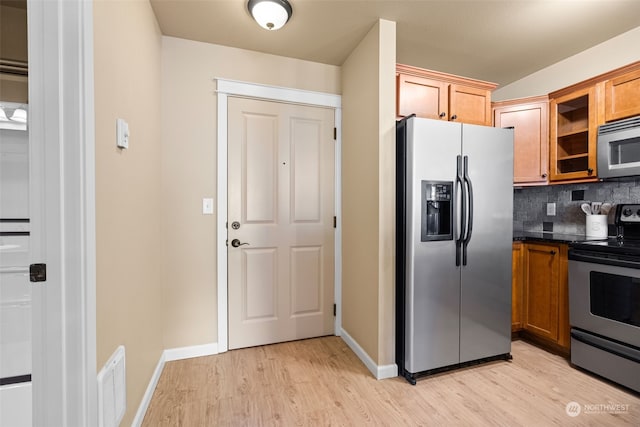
[396,115,514,385]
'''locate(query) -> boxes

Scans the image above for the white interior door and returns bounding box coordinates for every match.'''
[228,97,335,350]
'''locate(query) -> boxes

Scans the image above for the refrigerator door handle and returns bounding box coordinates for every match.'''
[462,155,474,266]
[455,155,466,267]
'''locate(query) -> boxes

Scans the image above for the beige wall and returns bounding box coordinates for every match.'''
[0,4,28,63]
[341,19,396,366]
[341,21,381,361]
[94,1,164,425]
[493,25,640,101]
[0,4,28,103]
[376,20,396,366]
[160,36,341,349]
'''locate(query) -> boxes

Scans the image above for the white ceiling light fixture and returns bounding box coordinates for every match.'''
[247,0,292,31]
[0,103,28,131]
[10,107,27,123]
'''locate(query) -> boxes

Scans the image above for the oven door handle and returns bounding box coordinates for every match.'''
[569,250,640,269]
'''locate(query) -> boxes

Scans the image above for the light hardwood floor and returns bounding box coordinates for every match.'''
[142,337,639,426]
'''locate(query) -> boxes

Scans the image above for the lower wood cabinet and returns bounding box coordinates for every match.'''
[512,241,570,354]
[512,242,523,331]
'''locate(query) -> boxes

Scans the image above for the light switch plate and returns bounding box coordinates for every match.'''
[116,118,129,149]
[546,202,556,216]
[202,198,214,215]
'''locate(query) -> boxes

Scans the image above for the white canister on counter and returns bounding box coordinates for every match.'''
[586,214,608,238]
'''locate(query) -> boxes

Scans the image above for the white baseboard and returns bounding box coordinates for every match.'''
[340,328,398,380]
[164,342,218,362]
[131,351,166,427]
[131,342,218,426]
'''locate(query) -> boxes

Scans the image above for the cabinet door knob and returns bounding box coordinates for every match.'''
[451,114,458,120]
[439,112,446,118]
[549,250,556,255]
[587,168,593,175]
[541,173,547,178]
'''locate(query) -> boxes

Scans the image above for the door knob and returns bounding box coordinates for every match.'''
[231,239,249,248]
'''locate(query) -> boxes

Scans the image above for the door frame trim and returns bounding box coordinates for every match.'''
[215,79,342,353]
[28,0,97,424]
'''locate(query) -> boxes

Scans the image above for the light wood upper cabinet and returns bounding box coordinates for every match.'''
[396,73,448,120]
[605,68,640,122]
[396,64,496,126]
[493,96,549,185]
[449,84,491,126]
[549,86,598,182]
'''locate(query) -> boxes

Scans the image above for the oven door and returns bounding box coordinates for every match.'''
[568,250,640,348]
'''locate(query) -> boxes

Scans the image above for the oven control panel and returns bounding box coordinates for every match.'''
[616,204,640,223]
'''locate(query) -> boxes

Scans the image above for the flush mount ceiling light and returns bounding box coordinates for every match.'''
[0,103,28,131]
[247,0,292,31]
[10,107,27,123]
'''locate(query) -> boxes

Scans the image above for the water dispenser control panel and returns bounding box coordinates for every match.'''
[421,180,453,241]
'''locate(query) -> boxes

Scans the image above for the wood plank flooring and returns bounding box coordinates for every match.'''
[142,337,640,426]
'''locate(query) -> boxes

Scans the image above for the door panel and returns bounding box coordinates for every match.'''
[228,97,335,350]
[449,85,491,126]
[494,101,549,184]
[524,243,560,341]
[290,246,322,315]
[404,118,461,373]
[459,124,513,363]
[242,248,277,321]
[243,114,277,223]
[292,119,321,222]
[397,74,448,119]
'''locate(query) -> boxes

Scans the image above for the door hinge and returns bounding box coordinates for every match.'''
[333,303,336,316]
[29,263,47,282]
[333,216,337,228]
[333,127,337,140]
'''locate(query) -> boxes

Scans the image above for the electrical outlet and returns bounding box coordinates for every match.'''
[546,202,556,216]
[571,190,585,201]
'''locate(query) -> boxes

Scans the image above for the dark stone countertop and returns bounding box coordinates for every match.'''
[513,231,610,244]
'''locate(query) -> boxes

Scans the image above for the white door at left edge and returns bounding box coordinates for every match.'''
[227,96,335,350]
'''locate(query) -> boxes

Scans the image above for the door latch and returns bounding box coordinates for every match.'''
[231,239,249,248]
[30,263,47,282]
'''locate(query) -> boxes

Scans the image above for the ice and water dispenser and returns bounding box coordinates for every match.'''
[421,181,453,241]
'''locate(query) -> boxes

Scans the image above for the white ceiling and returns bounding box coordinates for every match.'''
[150,0,640,86]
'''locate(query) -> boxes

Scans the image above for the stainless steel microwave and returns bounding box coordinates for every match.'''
[597,115,640,179]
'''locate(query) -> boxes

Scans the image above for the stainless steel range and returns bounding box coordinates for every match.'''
[568,204,640,392]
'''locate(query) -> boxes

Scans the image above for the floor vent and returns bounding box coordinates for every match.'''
[97,345,126,427]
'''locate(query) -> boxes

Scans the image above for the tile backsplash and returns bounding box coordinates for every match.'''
[513,176,640,235]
